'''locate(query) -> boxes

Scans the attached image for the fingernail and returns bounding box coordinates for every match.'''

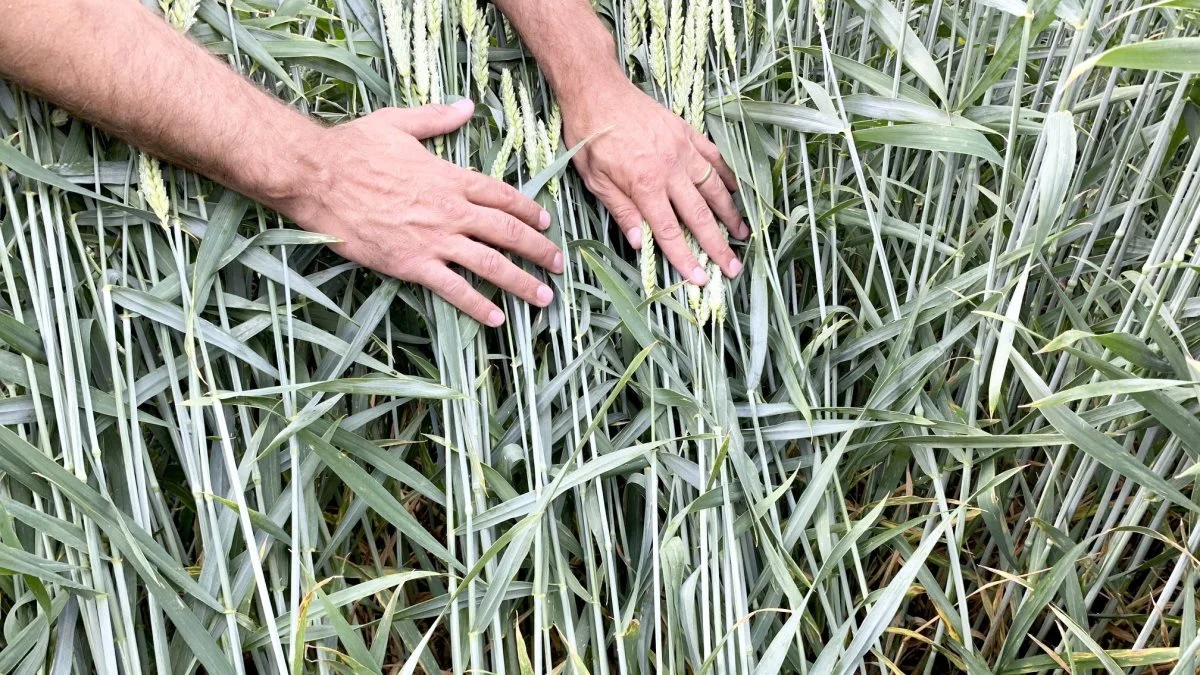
[451,98,475,114]
[486,309,505,327]
[539,210,551,229]
[628,226,643,249]
[552,251,563,273]
[691,266,709,285]
[536,284,554,305]
[728,258,742,277]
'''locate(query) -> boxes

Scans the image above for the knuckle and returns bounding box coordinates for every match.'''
[656,221,683,243]
[469,293,492,316]
[716,191,738,210]
[391,261,423,284]
[448,201,469,220]
[435,193,467,219]
[411,263,441,286]
[441,271,468,296]
[634,168,661,189]
[722,204,744,223]
[480,249,505,276]
[501,217,524,245]
[374,243,414,275]
[610,204,639,224]
[490,182,515,205]
[692,204,715,226]
[521,201,542,222]
[432,234,463,259]
[500,186,539,221]
[519,273,540,295]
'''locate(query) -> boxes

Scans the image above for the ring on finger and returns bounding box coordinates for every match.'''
[693,165,714,187]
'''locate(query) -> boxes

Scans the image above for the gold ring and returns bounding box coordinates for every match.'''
[693,165,714,186]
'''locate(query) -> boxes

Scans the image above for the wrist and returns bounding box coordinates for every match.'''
[542,30,627,111]
[245,119,330,223]
[556,65,633,130]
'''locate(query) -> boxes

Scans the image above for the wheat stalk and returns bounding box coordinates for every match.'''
[640,225,657,294]
[648,0,669,89]
[471,20,490,100]
[518,79,540,173]
[382,0,413,103]
[412,0,430,104]
[4,2,1199,674]
[136,152,170,225]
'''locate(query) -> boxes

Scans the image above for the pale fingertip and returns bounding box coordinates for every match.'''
[539,210,551,230]
[536,284,554,306]
[628,226,643,249]
[690,266,709,285]
[486,309,505,327]
[728,258,743,277]
[552,251,564,273]
[451,98,475,114]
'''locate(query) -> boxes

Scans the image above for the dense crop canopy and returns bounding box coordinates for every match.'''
[2,0,1200,673]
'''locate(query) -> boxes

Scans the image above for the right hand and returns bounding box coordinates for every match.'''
[281,99,562,327]
[560,78,746,284]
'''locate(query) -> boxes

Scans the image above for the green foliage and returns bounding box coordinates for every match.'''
[2,0,1200,672]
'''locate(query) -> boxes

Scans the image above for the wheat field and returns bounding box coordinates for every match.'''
[2,0,1200,673]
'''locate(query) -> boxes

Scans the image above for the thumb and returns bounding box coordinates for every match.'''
[386,99,475,139]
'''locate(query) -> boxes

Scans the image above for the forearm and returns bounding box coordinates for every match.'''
[490,0,627,109]
[0,0,320,211]
[493,0,746,283]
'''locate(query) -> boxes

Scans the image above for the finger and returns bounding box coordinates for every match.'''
[693,161,749,240]
[465,206,563,274]
[451,241,555,308]
[463,173,549,230]
[689,129,738,191]
[416,263,506,327]
[594,186,647,249]
[381,99,475,140]
[633,191,707,285]
[669,175,741,278]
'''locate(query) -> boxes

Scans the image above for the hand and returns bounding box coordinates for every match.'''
[561,78,748,285]
[280,100,563,327]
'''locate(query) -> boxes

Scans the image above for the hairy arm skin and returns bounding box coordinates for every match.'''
[0,0,320,213]
[0,0,563,327]
[488,0,628,113]
[493,0,748,283]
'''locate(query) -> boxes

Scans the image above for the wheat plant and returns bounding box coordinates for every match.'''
[2,0,1200,673]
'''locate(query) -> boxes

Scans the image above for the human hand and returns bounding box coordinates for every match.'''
[280,100,563,327]
[561,78,748,285]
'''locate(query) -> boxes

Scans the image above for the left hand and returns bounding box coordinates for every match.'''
[560,78,749,285]
[276,102,562,328]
